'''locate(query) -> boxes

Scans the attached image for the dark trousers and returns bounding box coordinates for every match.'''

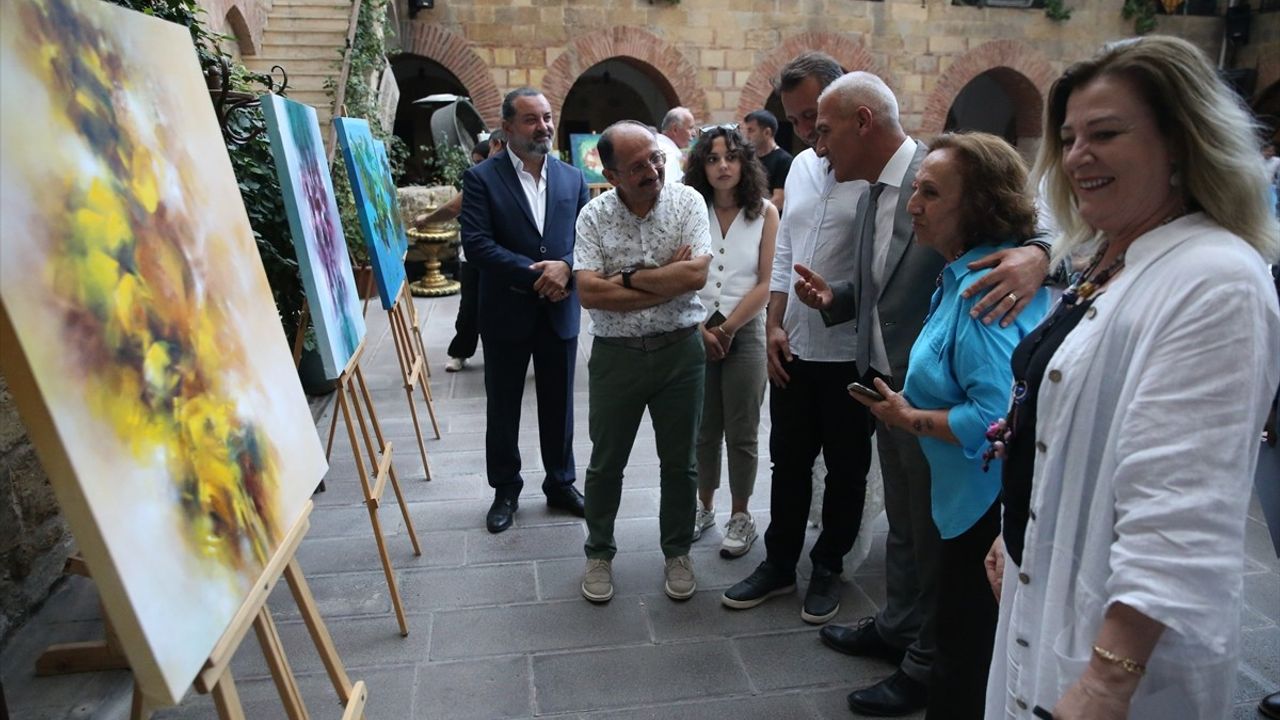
[871,371,941,684]
[762,358,874,575]
[926,500,1000,720]
[447,261,480,360]
[481,308,576,497]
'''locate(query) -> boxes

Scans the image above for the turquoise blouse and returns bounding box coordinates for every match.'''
[902,242,1050,539]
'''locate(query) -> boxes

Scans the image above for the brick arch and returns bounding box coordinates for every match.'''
[223,6,254,57]
[400,23,504,128]
[920,40,1056,139]
[735,32,885,120]
[543,27,707,125]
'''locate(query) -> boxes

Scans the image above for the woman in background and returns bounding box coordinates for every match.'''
[682,126,778,558]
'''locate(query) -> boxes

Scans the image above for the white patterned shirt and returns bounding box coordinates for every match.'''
[574,183,712,337]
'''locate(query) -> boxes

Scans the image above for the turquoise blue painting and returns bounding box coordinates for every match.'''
[261,96,365,378]
[334,117,407,310]
[570,133,607,184]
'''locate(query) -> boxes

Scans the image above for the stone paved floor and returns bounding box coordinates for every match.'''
[2,294,1276,719]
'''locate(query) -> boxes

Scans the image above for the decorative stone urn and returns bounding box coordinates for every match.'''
[400,185,461,297]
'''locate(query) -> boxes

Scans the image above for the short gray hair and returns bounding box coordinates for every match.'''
[818,71,900,128]
[660,107,693,133]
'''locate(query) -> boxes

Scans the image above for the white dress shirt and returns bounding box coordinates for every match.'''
[768,148,868,361]
[656,133,684,186]
[985,213,1280,719]
[867,137,918,375]
[509,149,548,235]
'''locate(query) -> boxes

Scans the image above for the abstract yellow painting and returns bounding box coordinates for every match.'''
[0,0,326,705]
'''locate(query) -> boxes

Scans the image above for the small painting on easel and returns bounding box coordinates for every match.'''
[261,95,367,379]
[334,117,409,310]
[0,0,326,706]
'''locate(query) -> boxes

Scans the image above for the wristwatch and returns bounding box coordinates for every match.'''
[621,268,636,289]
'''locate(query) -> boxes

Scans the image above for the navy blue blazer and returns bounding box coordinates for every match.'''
[459,151,590,342]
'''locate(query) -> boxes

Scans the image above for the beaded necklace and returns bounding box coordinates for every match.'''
[980,241,1122,471]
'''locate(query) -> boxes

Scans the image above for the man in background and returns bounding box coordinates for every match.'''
[742,109,792,213]
[656,106,698,185]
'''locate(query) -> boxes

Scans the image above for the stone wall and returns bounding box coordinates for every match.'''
[0,374,75,644]
[389,0,1252,138]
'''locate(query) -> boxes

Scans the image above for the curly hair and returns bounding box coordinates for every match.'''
[682,126,768,220]
[1033,35,1279,263]
[927,132,1037,247]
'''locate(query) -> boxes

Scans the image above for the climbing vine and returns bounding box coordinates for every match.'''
[1122,0,1158,35]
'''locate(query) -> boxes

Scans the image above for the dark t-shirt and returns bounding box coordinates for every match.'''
[758,146,794,192]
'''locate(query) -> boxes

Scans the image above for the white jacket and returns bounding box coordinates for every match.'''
[986,213,1280,719]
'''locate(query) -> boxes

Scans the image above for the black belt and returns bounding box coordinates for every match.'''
[595,325,697,352]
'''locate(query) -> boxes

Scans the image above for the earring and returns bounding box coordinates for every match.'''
[1169,164,1181,187]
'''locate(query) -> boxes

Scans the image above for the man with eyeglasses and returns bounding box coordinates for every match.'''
[573,120,712,604]
[656,106,698,185]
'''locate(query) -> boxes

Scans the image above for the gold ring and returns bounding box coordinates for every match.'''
[1007,292,1018,303]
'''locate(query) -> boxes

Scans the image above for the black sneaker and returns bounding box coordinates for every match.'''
[800,564,841,624]
[721,561,796,609]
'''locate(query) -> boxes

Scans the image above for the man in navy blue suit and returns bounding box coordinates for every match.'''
[460,87,590,533]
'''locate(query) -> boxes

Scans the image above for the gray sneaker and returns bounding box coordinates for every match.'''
[719,512,757,558]
[581,558,614,603]
[692,501,715,541]
[664,555,696,600]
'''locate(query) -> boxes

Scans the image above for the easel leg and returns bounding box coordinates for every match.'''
[283,561,352,700]
[337,374,411,637]
[405,296,443,439]
[353,366,423,556]
[211,671,247,720]
[130,686,153,720]
[387,302,436,477]
[324,403,340,462]
[253,607,308,720]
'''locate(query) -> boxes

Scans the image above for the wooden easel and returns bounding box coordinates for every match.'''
[331,337,421,636]
[184,502,367,720]
[36,504,368,720]
[322,282,439,482]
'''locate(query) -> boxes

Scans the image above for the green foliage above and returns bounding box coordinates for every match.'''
[1044,0,1072,22]
[1122,0,1158,35]
[326,0,404,268]
[419,144,471,190]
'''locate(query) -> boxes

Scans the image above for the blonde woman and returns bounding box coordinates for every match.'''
[984,36,1280,720]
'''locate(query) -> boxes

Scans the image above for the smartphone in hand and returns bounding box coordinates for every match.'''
[847,381,885,402]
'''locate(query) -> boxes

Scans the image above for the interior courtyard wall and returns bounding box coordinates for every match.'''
[396,0,1231,139]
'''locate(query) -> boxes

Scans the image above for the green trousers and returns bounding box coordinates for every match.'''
[584,331,705,560]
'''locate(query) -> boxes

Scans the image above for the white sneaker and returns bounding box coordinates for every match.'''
[664,555,696,600]
[720,512,757,558]
[445,356,467,372]
[692,500,715,542]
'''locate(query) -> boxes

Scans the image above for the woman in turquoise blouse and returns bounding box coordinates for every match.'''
[850,132,1049,720]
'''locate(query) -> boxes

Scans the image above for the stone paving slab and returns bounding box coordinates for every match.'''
[430,598,651,660]
[530,640,753,715]
[3,294,1275,720]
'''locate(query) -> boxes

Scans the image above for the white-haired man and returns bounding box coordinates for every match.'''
[791,71,1050,716]
[656,106,697,184]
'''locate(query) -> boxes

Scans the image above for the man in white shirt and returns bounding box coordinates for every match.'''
[574,120,712,605]
[720,52,874,631]
[656,106,697,185]
[460,88,591,535]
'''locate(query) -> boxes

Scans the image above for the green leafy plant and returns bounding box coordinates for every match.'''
[419,144,471,190]
[326,0,406,269]
[1122,0,1158,35]
[1044,0,1072,21]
